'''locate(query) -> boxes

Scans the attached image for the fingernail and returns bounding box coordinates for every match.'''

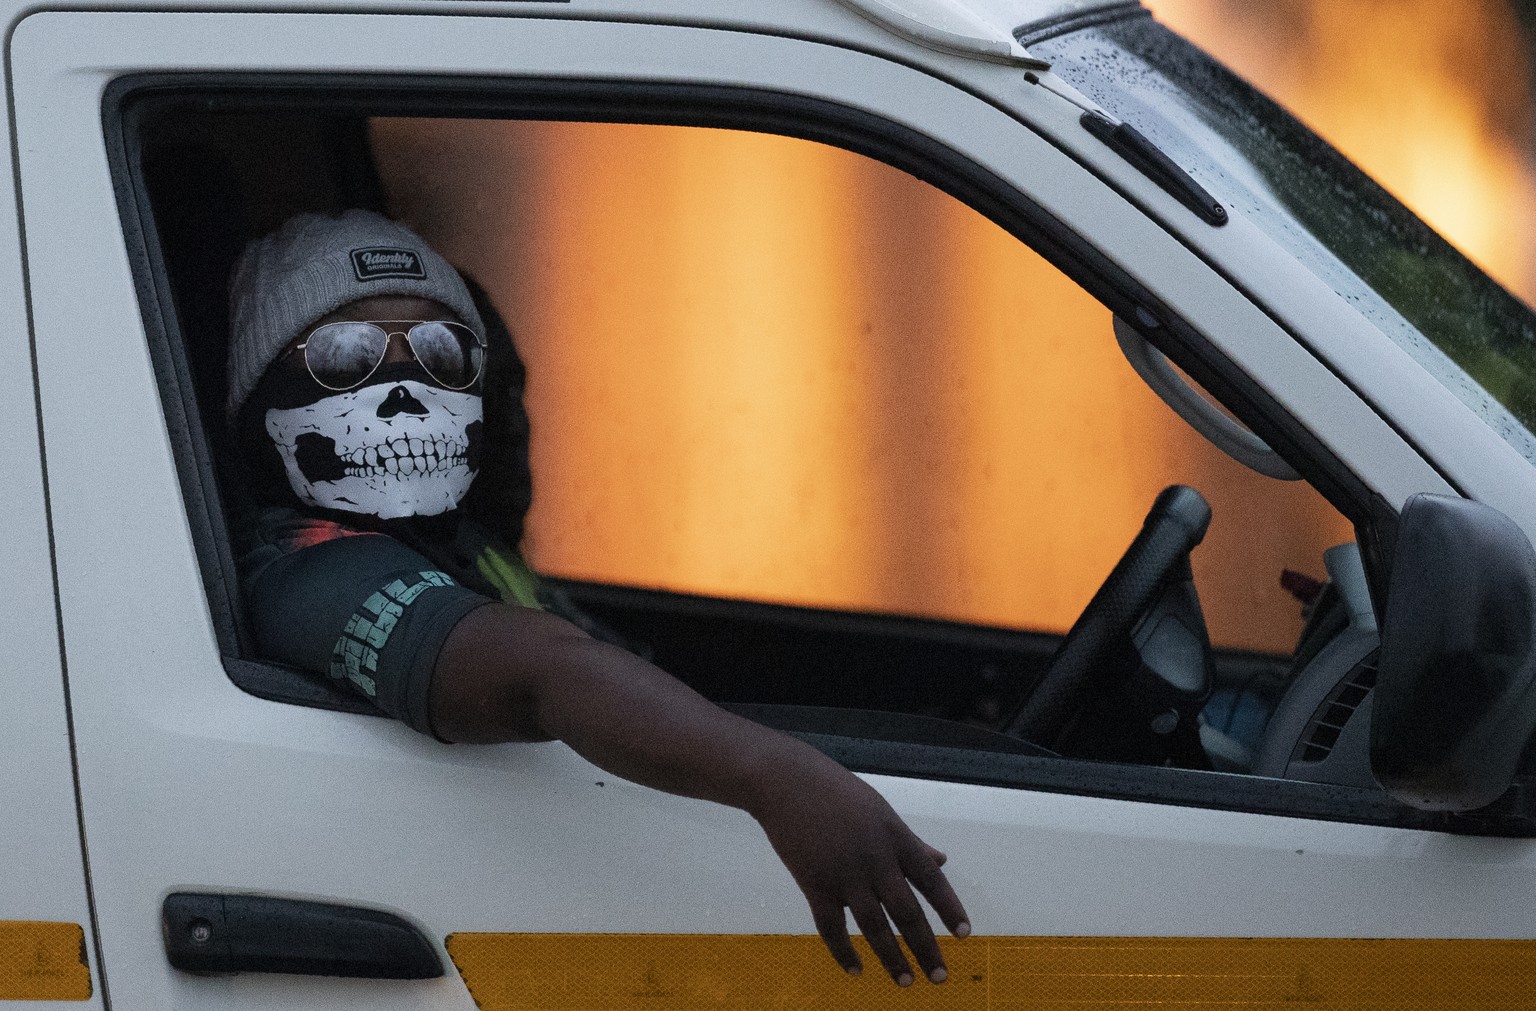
[955,922,971,938]
[897,973,914,987]
[845,965,862,977]
[929,967,948,984]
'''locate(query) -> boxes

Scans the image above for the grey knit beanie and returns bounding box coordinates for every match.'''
[226,209,485,421]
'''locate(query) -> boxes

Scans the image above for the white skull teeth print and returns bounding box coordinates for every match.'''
[339,437,471,477]
[265,380,483,519]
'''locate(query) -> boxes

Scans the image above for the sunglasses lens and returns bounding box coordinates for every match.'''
[305,322,387,389]
[409,321,485,389]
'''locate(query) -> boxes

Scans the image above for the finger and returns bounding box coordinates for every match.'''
[903,843,971,939]
[810,900,862,976]
[878,879,946,983]
[849,895,913,987]
[923,843,948,867]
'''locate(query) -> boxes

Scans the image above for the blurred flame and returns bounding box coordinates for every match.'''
[376,108,1352,654]
[1145,0,1536,304]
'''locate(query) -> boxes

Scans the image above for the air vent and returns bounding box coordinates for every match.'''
[1297,659,1378,764]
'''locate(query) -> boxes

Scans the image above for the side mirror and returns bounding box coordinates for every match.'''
[1372,494,1536,811]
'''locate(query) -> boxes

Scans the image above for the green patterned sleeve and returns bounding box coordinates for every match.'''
[242,532,493,739]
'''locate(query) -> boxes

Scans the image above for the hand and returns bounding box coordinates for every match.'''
[746,749,971,986]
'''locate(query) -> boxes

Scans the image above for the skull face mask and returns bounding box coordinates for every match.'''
[263,376,484,519]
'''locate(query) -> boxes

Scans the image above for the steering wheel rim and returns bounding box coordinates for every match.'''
[1003,485,1212,745]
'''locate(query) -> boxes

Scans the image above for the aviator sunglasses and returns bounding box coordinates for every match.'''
[292,320,486,391]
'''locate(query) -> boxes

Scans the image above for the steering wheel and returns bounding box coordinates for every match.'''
[1002,485,1212,746]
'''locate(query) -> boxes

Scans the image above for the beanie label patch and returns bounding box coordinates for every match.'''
[351,247,427,281]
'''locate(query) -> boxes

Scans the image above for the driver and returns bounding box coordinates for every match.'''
[229,209,970,987]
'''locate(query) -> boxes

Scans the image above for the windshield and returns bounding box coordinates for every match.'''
[1029,9,1536,466]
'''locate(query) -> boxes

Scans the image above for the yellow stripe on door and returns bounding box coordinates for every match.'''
[446,934,1536,1010]
[0,921,90,1001]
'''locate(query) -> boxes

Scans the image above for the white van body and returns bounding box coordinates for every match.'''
[4,0,1536,1007]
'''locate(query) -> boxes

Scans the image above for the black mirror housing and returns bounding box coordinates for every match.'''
[1372,494,1536,811]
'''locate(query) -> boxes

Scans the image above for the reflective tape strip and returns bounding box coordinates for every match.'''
[446,934,1536,1009]
[0,922,91,1001]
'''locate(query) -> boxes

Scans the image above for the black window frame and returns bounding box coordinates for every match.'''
[105,69,1492,835]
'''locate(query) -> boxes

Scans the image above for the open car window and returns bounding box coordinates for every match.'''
[127,94,1469,832]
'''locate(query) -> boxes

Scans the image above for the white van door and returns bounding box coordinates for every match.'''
[12,6,1536,1009]
[0,113,101,1003]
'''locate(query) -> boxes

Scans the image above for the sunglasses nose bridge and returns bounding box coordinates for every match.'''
[379,328,417,366]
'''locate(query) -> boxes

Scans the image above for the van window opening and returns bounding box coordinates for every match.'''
[122,94,1430,830]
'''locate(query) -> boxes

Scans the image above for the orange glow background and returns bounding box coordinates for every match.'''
[1144,0,1536,304]
[376,118,1349,654]
[373,0,1529,655]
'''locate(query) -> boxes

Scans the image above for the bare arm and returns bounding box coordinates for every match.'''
[431,602,971,985]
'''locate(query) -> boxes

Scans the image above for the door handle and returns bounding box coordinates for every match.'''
[162,892,442,979]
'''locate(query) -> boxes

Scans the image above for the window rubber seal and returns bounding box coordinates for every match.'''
[1014,2,1149,49]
